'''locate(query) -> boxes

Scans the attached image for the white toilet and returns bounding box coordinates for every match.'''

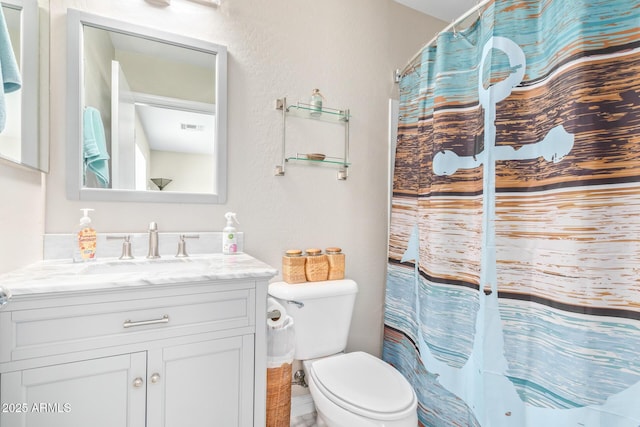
[268,279,418,427]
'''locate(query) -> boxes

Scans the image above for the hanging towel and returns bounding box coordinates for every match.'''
[0,5,22,133]
[83,106,110,187]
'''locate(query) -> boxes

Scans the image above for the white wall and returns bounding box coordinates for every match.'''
[44,0,445,355]
[0,160,45,273]
[150,150,214,193]
[116,50,215,103]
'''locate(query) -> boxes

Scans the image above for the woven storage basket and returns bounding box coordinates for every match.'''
[305,248,329,281]
[282,249,307,284]
[266,362,292,427]
[326,247,345,280]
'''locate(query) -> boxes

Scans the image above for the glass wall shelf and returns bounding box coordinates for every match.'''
[286,102,350,123]
[274,97,350,180]
[286,154,351,166]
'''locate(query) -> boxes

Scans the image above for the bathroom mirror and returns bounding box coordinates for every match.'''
[66,9,227,203]
[0,0,47,172]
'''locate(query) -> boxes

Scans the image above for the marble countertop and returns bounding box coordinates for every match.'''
[0,253,278,298]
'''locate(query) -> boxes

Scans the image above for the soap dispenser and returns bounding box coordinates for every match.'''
[222,212,239,255]
[74,208,97,262]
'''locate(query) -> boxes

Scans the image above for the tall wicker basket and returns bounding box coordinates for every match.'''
[266,362,292,427]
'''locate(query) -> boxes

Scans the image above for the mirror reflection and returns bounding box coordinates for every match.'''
[0,4,22,164]
[0,0,44,172]
[67,10,227,203]
[83,25,216,193]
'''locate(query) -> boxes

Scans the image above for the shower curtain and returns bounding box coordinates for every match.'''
[383,1,640,426]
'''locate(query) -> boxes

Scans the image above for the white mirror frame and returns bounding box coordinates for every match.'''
[65,9,227,204]
[0,0,44,172]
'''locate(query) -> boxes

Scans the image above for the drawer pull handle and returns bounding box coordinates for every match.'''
[133,377,144,388]
[123,314,169,328]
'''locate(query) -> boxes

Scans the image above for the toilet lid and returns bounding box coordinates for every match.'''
[310,352,416,418]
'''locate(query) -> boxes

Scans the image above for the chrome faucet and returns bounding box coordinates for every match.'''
[147,222,160,259]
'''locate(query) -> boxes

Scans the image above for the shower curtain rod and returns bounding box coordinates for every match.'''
[398,0,491,78]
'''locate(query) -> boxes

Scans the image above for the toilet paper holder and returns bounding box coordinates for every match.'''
[267,309,281,320]
[267,299,304,320]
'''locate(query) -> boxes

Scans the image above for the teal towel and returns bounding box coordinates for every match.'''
[0,5,22,133]
[83,106,110,187]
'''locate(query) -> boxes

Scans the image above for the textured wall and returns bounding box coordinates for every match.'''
[43,0,444,355]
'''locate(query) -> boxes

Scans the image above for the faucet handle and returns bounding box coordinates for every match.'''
[107,235,134,260]
[175,234,199,258]
[149,221,158,231]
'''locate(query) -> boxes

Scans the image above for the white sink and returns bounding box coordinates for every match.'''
[79,257,215,276]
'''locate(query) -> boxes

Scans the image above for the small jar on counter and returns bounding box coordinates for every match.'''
[304,248,329,282]
[282,249,307,284]
[326,247,345,280]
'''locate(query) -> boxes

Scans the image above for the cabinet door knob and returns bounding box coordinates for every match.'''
[133,377,144,388]
[150,373,161,384]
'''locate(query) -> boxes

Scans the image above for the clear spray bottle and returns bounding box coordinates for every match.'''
[222,212,240,255]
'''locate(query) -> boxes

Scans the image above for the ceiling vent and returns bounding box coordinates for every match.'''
[181,123,205,131]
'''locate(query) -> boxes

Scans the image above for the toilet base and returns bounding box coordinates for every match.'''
[316,414,330,427]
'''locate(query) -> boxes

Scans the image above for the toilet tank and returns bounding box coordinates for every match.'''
[268,279,358,360]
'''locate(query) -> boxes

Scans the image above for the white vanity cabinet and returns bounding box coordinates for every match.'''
[0,270,274,427]
[1,352,148,426]
[148,335,255,426]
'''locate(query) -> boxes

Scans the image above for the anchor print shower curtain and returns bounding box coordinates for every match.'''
[383,0,640,426]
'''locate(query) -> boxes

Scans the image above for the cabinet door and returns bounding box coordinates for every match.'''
[147,335,255,427]
[0,352,147,427]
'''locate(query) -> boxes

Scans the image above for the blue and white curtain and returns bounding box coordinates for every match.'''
[384,0,640,425]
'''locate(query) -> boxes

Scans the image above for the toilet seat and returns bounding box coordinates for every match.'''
[307,351,416,421]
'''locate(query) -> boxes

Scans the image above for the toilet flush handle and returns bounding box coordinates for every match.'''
[286,300,304,309]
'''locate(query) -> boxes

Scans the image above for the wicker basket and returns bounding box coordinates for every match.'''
[282,250,306,284]
[305,248,329,281]
[326,247,345,280]
[266,363,292,427]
